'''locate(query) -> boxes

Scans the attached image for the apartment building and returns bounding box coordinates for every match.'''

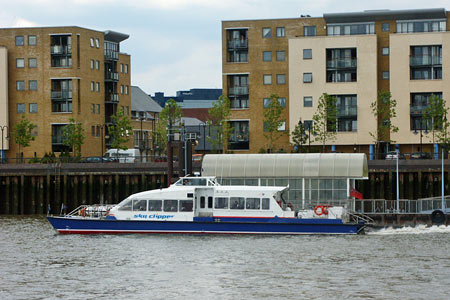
[0,26,131,159]
[222,8,450,156]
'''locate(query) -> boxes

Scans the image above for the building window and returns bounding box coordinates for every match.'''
[91,104,95,114]
[410,93,443,130]
[17,103,25,114]
[304,26,316,36]
[228,74,249,109]
[227,29,248,63]
[303,73,312,83]
[29,80,37,91]
[263,51,272,62]
[90,38,94,47]
[16,81,25,91]
[91,126,95,136]
[125,85,129,95]
[125,64,129,73]
[334,94,358,132]
[278,121,286,131]
[276,27,285,37]
[276,74,286,85]
[326,48,357,82]
[304,120,313,131]
[397,20,446,33]
[263,74,272,85]
[51,79,72,113]
[16,36,24,46]
[96,82,100,92]
[95,38,100,48]
[52,125,70,152]
[16,58,25,68]
[28,58,37,68]
[97,104,100,114]
[29,103,38,113]
[410,45,442,80]
[327,23,375,36]
[120,85,124,94]
[382,71,389,80]
[96,60,100,70]
[276,51,285,61]
[382,23,390,32]
[51,35,72,67]
[382,47,389,56]
[126,106,130,116]
[31,126,38,137]
[262,27,272,38]
[304,96,313,107]
[90,60,94,69]
[28,35,37,46]
[91,81,95,92]
[303,49,312,59]
[120,63,124,72]
[229,121,249,150]
[264,97,286,108]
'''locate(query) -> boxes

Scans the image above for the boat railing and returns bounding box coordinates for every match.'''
[348,210,375,225]
[66,204,116,218]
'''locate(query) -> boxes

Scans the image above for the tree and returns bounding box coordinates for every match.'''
[12,115,36,160]
[369,90,399,157]
[312,93,337,152]
[423,94,446,145]
[62,118,85,157]
[108,110,133,152]
[263,94,285,153]
[207,95,232,153]
[291,120,308,153]
[154,99,183,154]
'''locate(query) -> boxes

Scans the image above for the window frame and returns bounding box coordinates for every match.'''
[15,36,24,46]
[17,103,25,114]
[382,47,389,56]
[304,26,316,36]
[16,58,25,68]
[304,96,313,107]
[263,74,272,85]
[90,38,95,47]
[16,80,25,91]
[276,74,286,85]
[28,35,37,46]
[263,51,272,62]
[303,49,312,59]
[276,50,286,61]
[29,80,37,91]
[276,27,285,37]
[303,73,313,83]
[29,103,38,113]
[262,27,272,38]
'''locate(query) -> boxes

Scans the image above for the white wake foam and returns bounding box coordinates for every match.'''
[368,224,450,235]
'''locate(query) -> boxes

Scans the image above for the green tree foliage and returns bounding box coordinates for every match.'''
[369,91,399,155]
[108,110,133,151]
[312,93,337,152]
[263,94,285,153]
[291,120,308,153]
[207,95,232,153]
[12,115,36,159]
[154,99,183,154]
[62,118,85,157]
[423,94,446,144]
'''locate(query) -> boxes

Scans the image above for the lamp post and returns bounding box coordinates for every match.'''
[139,113,144,162]
[414,117,428,153]
[1,125,9,164]
[96,124,106,157]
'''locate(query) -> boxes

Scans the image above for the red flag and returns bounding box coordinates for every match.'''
[350,188,363,199]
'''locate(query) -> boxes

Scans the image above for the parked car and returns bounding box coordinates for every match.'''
[410,152,432,159]
[385,151,405,160]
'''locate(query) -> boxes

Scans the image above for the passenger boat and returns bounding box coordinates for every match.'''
[47,176,371,235]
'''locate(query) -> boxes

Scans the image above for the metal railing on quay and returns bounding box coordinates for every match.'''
[354,198,450,214]
[0,155,181,164]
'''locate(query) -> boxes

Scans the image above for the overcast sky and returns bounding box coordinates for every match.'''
[1,0,449,96]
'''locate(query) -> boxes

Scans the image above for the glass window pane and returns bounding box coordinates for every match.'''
[28,35,37,46]
[263,51,272,61]
[148,200,162,211]
[133,199,147,211]
[276,51,285,61]
[262,198,270,210]
[230,197,245,209]
[263,74,272,85]
[303,49,312,59]
[163,200,178,212]
[262,27,272,38]
[16,36,24,46]
[180,200,193,212]
[246,198,260,209]
[215,197,229,209]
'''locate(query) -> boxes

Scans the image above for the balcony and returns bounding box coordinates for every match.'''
[104,49,119,61]
[228,86,249,96]
[227,39,248,49]
[327,58,357,69]
[410,105,427,116]
[337,106,357,117]
[105,71,119,81]
[106,93,119,103]
[51,90,72,100]
[410,55,442,66]
[51,45,72,55]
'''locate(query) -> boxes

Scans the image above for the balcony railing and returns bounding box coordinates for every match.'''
[106,93,119,103]
[337,106,357,117]
[104,50,119,60]
[410,55,442,66]
[327,58,357,69]
[105,71,119,81]
[227,39,248,49]
[51,45,72,55]
[410,105,427,116]
[51,90,72,99]
[228,86,249,96]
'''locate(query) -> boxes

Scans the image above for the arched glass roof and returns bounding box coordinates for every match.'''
[202,153,368,179]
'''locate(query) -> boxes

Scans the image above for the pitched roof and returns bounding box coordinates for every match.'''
[131,86,162,113]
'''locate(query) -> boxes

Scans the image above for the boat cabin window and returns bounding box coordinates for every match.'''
[180,178,207,186]
[208,196,213,208]
[246,198,260,210]
[180,200,193,212]
[164,200,178,212]
[133,199,147,211]
[262,198,270,210]
[200,196,205,208]
[230,197,245,209]
[214,197,228,209]
[118,199,132,211]
[148,200,162,211]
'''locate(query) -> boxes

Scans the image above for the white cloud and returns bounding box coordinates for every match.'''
[0,12,40,27]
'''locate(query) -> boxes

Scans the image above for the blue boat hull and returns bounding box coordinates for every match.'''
[47,216,366,235]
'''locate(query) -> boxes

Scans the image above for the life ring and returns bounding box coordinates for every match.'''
[314,205,330,216]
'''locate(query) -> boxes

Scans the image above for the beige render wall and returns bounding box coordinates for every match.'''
[288,35,378,146]
[390,32,450,146]
[0,46,8,150]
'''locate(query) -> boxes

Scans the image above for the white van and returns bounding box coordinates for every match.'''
[104,149,145,163]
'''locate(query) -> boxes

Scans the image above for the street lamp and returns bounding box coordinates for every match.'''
[414,117,428,153]
[1,125,9,164]
[96,124,106,157]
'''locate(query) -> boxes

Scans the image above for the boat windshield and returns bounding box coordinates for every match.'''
[176,178,207,186]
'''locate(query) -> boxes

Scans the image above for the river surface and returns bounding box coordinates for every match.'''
[1,216,450,300]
